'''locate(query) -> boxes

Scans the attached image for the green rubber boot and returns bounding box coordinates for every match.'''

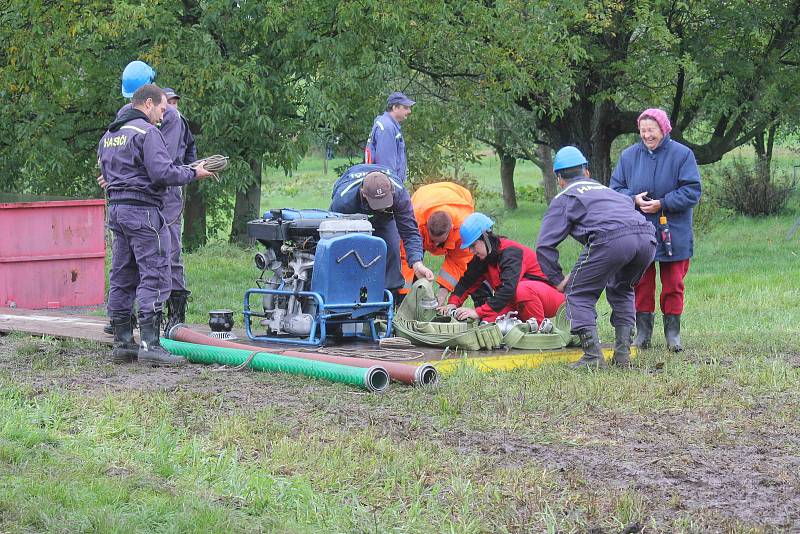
[633,312,654,349]
[664,314,683,352]
[612,325,633,368]
[110,316,138,364]
[571,328,607,369]
[138,312,187,367]
[164,290,191,335]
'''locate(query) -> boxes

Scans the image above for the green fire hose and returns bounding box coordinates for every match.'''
[160,338,390,393]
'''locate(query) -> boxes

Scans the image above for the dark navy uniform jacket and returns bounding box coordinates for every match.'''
[365,112,408,181]
[610,135,701,261]
[98,110,197,208]
[536,178,654,286]
[117,105,193,164]
[329,163,423,267]
[117,104,195,217]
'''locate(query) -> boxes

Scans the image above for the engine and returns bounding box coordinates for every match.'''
[245,209,386,343]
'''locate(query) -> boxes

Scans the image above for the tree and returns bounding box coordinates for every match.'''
[357,0,800,185]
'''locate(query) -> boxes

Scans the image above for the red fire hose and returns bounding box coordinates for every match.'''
[167,325,438,386]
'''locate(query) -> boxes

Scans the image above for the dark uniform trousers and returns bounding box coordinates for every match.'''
[566,229,656,332]
[107,204,172,320]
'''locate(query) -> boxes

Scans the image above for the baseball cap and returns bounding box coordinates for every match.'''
[362,172,394,210]
[163,87,180,100]
[386,91,415,107]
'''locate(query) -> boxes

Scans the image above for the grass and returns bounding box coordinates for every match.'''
[2,151,800,532]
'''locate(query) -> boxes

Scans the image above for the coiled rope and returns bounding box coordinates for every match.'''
[187,154,229,180]
[164,154,231,226]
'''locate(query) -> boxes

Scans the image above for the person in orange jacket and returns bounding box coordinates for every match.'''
[400,182,475,305]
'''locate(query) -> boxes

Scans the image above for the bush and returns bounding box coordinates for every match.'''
[710,159,796,216]
[692,196,730,235]
[408,171,481,197]
[516,184,545,204]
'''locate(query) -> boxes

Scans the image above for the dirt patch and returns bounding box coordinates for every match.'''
[1,334,798,530]
[440,415,800,530]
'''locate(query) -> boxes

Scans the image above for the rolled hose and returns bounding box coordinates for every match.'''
[167,324,438,387]
[160,338,390,393]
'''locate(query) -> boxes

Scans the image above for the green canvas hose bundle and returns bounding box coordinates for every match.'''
[393,280,578,351]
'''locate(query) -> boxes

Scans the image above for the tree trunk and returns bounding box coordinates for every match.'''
[229,157,262,245]
[753,123,776,184]
[540,99,629,187]
[537,145,557,203]
[182,182,207,251]
[498,147,517,210]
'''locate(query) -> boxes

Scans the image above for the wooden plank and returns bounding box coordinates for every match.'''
[0,307,631,371]
[0,307,111,344]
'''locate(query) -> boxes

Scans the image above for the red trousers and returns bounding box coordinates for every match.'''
[634,260,691,315]
[478,280,565,323]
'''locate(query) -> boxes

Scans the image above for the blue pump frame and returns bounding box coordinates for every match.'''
[243,287,394,346]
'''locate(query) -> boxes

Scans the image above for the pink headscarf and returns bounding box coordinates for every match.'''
[637,108,672,136]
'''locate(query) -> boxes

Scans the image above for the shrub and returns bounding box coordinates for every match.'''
[692,196,730,235]
[516,184,545,204]
[710,159,796,216]
[409,171,480,197]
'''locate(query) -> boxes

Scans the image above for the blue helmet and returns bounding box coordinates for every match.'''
[553,146,588,173]
[460,212,495,249]
[121,60,156,98]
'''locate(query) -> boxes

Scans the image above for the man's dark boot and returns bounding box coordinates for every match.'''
[110,316,138,364]
[612,325,634,368]
[571,328,607,369]
[633,312,654,349]
[138,312,187,367]
[164,290,191,334]
[664,314,683,352]
[104,313,137,335]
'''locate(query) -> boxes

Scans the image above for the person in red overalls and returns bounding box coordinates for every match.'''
[437,213,564,324]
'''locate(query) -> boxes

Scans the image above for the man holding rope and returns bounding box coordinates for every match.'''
[100,62,198,335]
[98,84,214,366]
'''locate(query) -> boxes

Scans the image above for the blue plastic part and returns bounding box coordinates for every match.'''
[121,60,156,98]
[311,233,387,306]
[263,208,344,220]
[243,288,393,346]
[243,231,393,346]
[459,212,495,249]
[553,146,588,172]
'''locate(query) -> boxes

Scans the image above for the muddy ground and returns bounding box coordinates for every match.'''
[1,333,798,532]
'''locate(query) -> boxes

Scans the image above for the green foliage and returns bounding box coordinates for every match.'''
[709,159,797,216]
[514,184,546,204]
[1,0,798,225]
[408,171,480,198]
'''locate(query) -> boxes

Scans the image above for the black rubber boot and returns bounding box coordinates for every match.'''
[612,325,634,368]
[633,312,654,349]
[164,290,191,334]
[664,314,683,352]
[110,316,138,364]
[105,313,137,335]
[571,328,607,369]
[138,312,187,367]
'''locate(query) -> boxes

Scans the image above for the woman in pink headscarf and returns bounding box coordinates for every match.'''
[610,108,702,352]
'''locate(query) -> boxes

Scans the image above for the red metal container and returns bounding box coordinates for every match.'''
[0,195,106,309]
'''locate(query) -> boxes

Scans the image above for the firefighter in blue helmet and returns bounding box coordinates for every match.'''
[98,84,213,366]
[100,61,197,335]
[330,163,433,299]
[536,146,656,369]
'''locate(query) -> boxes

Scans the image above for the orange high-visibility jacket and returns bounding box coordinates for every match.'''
[400,182,475,292]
